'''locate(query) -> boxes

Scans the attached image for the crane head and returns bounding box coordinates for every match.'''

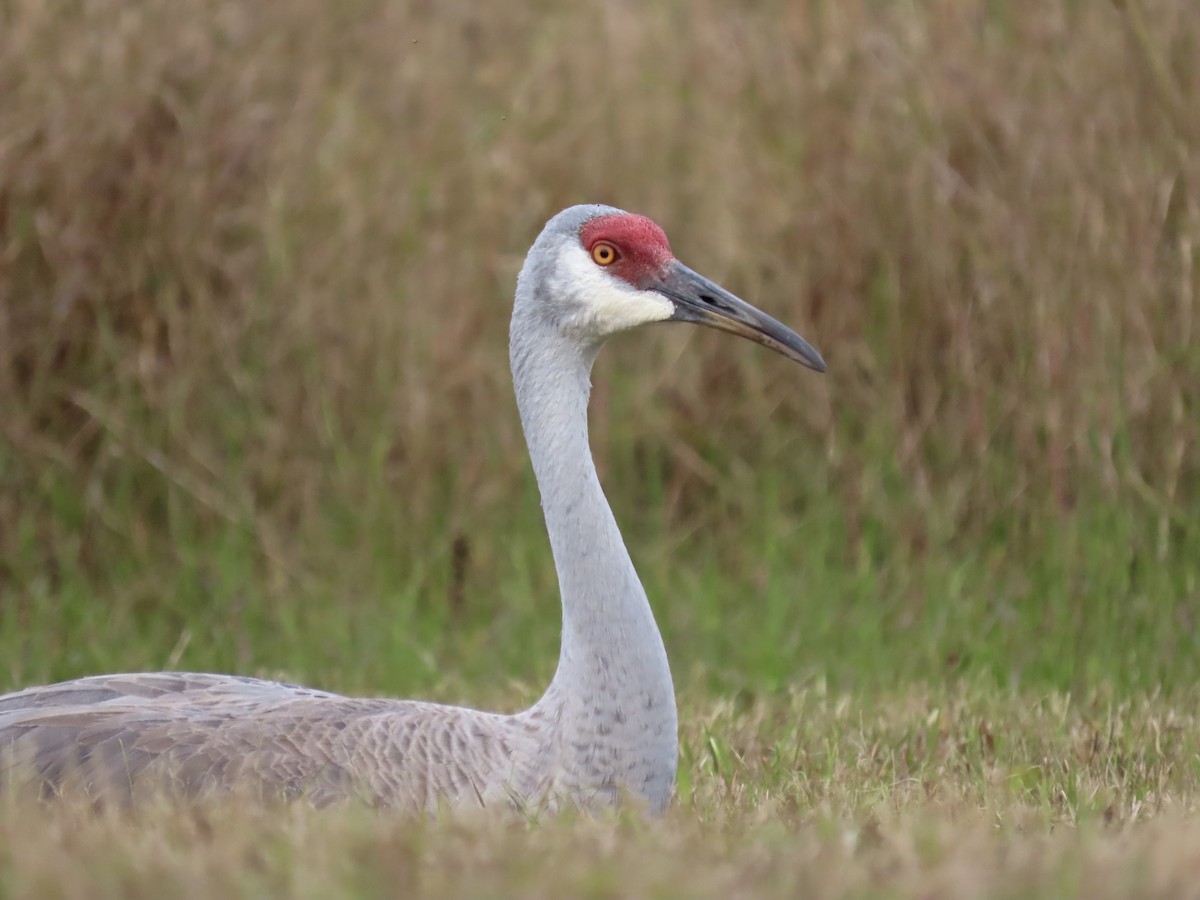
[520,205,826,373]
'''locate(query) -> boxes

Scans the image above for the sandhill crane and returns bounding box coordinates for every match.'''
[0,205,825,813]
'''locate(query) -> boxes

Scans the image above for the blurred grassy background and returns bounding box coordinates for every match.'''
[0,0,1196,703]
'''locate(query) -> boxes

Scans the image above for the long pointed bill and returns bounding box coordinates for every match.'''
[649,260,826,373]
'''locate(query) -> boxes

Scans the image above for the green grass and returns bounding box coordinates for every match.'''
[4,437,1194,700]
[2,0,1200,895]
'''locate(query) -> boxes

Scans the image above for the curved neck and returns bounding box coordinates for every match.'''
[509,311,676,795]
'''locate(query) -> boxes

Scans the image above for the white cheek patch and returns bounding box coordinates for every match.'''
[552,247,674,336]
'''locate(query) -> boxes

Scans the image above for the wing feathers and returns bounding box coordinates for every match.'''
[0,674,536,810]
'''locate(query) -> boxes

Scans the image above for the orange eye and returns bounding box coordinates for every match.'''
[591,241,619,266]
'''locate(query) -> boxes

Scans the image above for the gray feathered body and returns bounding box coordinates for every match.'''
[0,674,554,809]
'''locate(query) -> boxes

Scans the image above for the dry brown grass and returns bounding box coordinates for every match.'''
[1,0,1195,589]
[12,803,1200,900]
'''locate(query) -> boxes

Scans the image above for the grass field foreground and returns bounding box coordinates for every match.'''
[3,689,1200,898]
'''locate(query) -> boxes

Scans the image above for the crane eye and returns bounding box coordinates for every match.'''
[591,241,619,266]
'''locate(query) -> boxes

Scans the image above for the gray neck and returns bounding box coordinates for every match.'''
[509,307,677,808]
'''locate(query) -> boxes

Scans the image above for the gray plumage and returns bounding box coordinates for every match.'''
[0,204,824,813]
